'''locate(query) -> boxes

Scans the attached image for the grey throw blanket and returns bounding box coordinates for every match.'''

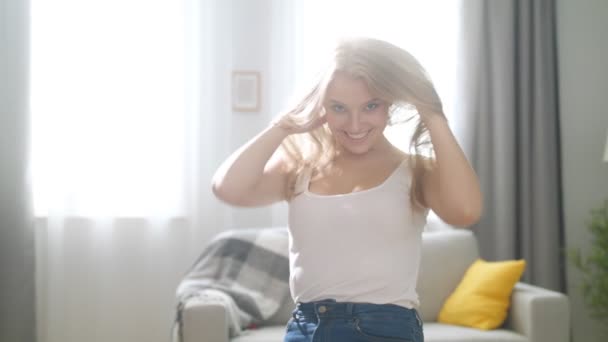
[173,227,290,340]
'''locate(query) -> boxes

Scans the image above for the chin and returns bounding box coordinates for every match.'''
[337,137,376,156]
[343,145,373,155]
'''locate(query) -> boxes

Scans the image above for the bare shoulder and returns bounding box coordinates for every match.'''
[269,148,312,198]
[388,147,410,165]
[390,149,433,171]
[260,148,294,196]
[265,148,292,174]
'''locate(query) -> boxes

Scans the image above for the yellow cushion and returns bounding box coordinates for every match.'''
[437,258,526,330]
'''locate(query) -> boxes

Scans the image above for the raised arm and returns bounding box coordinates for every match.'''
[418,114,483,227]
[211,114,327,207]
[211,124,291,207]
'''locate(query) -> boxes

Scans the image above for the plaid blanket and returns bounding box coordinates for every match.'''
[173,227,290,340]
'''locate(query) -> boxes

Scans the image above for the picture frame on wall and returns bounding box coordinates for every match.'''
[232,71,261,112]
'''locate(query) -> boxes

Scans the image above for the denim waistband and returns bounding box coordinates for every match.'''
[294,299,416,319]
[290,299,423,337]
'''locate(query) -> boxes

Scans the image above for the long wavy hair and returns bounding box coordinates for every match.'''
[277,37,445,208]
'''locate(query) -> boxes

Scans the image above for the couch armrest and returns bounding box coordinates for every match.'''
[506,282,569,342]
[182,298,229,342]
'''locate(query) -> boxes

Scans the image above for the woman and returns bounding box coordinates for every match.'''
[212,37,482,342]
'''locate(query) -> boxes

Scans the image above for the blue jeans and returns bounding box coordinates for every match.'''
[284,299,424,342]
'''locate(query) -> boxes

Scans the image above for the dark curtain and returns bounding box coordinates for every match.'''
[456,0,565,291]
[0,0,37,340]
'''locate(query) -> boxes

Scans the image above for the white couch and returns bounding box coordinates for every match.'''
[180,228,569,342]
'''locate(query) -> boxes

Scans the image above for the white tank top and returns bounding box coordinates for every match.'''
[287,158,428,309]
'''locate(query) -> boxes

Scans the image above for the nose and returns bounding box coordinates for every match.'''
[347,113,362,132]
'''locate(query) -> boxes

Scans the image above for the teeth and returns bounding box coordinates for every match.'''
[346,131,369,139]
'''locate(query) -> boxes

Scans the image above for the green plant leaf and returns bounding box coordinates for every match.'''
[569,200,608,326]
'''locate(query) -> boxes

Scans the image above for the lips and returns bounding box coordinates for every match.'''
[345,130,371,140]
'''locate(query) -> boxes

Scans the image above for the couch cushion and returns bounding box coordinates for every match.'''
[438,259,526,330]
[424,323,528,342]
[263,292,294,326]
[231,326,286,342]
[231,323,529,342]
[417,229,479,322]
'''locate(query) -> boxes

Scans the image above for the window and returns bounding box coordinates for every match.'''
[30,0,188,217]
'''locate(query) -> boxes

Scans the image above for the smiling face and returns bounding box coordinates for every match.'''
[323,72,391,157]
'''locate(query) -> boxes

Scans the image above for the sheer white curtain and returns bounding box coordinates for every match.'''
[30,0,187,219]
[30,1,234,341]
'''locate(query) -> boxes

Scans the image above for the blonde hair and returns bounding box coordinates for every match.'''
[277,37,445,207]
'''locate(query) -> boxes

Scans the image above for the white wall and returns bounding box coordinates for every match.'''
[227,0,294,228]
[228,0,276,228]
[557,1,608,341]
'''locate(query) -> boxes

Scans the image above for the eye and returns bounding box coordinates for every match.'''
[365,102,379,111]
[331,104,346,112]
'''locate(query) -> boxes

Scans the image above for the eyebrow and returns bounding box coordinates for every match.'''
[327,98,383,106]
